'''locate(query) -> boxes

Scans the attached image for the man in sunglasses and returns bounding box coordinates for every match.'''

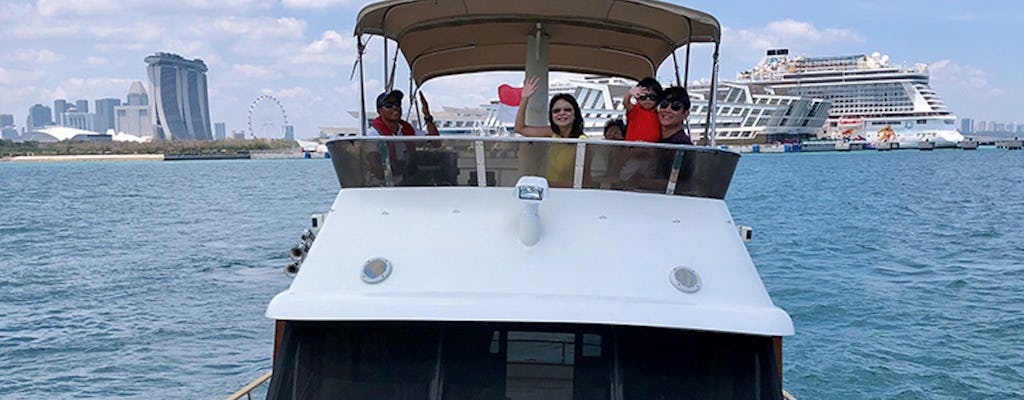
[368,89,439,137]
[622,77,663,142]
[656,86,693,145]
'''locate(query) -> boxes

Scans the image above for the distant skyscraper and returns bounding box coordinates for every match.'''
[126,81,148,106]
[63,111,95,131]
[53,99,69,125]
[214,122,226,140]
[283,125,294,140]
[114,81,152,137]
[0,113,13,128]
[231,130,245,140]
[145,52,212,141]
[94,98,121,133]
[1,126,16,140]
[75,99,89,114]
[960,118,973,134]
[27,104,52,130]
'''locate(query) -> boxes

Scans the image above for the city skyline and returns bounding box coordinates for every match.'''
[0,1,1022,139]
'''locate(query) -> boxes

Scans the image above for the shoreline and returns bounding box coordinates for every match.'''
[4,154,165,162]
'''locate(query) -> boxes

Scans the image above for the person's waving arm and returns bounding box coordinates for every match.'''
[514,75,555,137]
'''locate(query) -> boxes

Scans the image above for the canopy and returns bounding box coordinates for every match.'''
[355,0,721,84]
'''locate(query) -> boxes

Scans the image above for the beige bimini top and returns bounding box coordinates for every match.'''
[354,0,721,84]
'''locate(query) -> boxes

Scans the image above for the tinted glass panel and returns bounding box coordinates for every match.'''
[266,322,778,400]
[326,137,739,199]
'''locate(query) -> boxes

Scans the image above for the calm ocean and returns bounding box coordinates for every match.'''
[1,149,1021,399]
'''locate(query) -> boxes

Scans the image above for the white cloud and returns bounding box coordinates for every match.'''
[84,56,108,66]
[9,49,65,64]
[724,19,864,62]
[204,16,306,41]
[231,64,278,80]
[281,0,361,9]
[929,59,989,88]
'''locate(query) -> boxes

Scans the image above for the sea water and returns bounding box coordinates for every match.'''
[0,149,1021,399]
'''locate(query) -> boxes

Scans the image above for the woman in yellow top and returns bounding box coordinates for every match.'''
[514,75,588,187]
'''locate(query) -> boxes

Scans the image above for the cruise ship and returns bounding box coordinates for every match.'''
[737,49,964,148]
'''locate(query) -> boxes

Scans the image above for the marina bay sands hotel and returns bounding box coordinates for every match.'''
[145,52,213,141]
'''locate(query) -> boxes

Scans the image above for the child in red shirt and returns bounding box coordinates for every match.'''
[623,77,663,142]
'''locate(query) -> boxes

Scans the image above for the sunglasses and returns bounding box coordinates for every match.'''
[658,100,685,111]
[636,94,658,101]
[551,107,573,114]
[380,101,401,109]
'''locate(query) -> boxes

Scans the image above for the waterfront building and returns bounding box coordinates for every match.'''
[961,118,974,135]
[63,111,95,132]
[27,104,52,130]
[214,122,226,140]
[231,130,245,140]
[1,126,17,140]
[53,99,69,126]
[283,125,294,140]
[126,81,148,106]
[145,52,213,141]
[114,81,152,138]
[94,98,121,133]
[75,99,89,114]
[114,105,151,137]
[0,113,13,128]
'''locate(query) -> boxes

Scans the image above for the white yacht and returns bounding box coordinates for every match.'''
[737,49,965,148]
[229,1,796,399]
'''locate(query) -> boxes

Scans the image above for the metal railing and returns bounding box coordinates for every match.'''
[225,371,272,400]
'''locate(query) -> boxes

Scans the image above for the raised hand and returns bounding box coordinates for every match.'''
[522,75,540,99]
[419,91,431,118]
[628,85,646,97]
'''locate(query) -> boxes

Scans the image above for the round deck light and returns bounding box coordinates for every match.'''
[670,266,701,293]
[361,258,392,284]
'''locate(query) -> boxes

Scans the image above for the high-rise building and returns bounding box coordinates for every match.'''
[1,126,17,140]
[114,81,152,137]
[75,99,89,114]
[231,130,245,140]
[0,113,14,128]
[145,52,212,141]
[126,81,148,106]
[53,99,69,125]
[283,125,294,140]
[960,118,973,134]
[94,98,121,133]
[214,122,226,140]
[27,104,52,130]
[63,111,95,131]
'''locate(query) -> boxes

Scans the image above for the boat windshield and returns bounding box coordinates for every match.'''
[326,137,740,199]
[265,321,782,400]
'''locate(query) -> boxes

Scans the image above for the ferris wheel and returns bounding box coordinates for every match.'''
[248,94,289,139]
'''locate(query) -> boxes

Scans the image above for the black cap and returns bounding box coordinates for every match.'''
[376,89,404,108]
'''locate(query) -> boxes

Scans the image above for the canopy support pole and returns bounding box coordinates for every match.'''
[705,43,721,147]
[358,36,367,136]
[525,23,549,128]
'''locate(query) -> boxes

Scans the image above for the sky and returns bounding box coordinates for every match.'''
[0,0,1020,139]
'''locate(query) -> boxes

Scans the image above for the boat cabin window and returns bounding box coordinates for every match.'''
[265,322,783,400]
[326,137,740,200]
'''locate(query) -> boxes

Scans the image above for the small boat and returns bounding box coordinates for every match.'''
[231,1,796,399]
